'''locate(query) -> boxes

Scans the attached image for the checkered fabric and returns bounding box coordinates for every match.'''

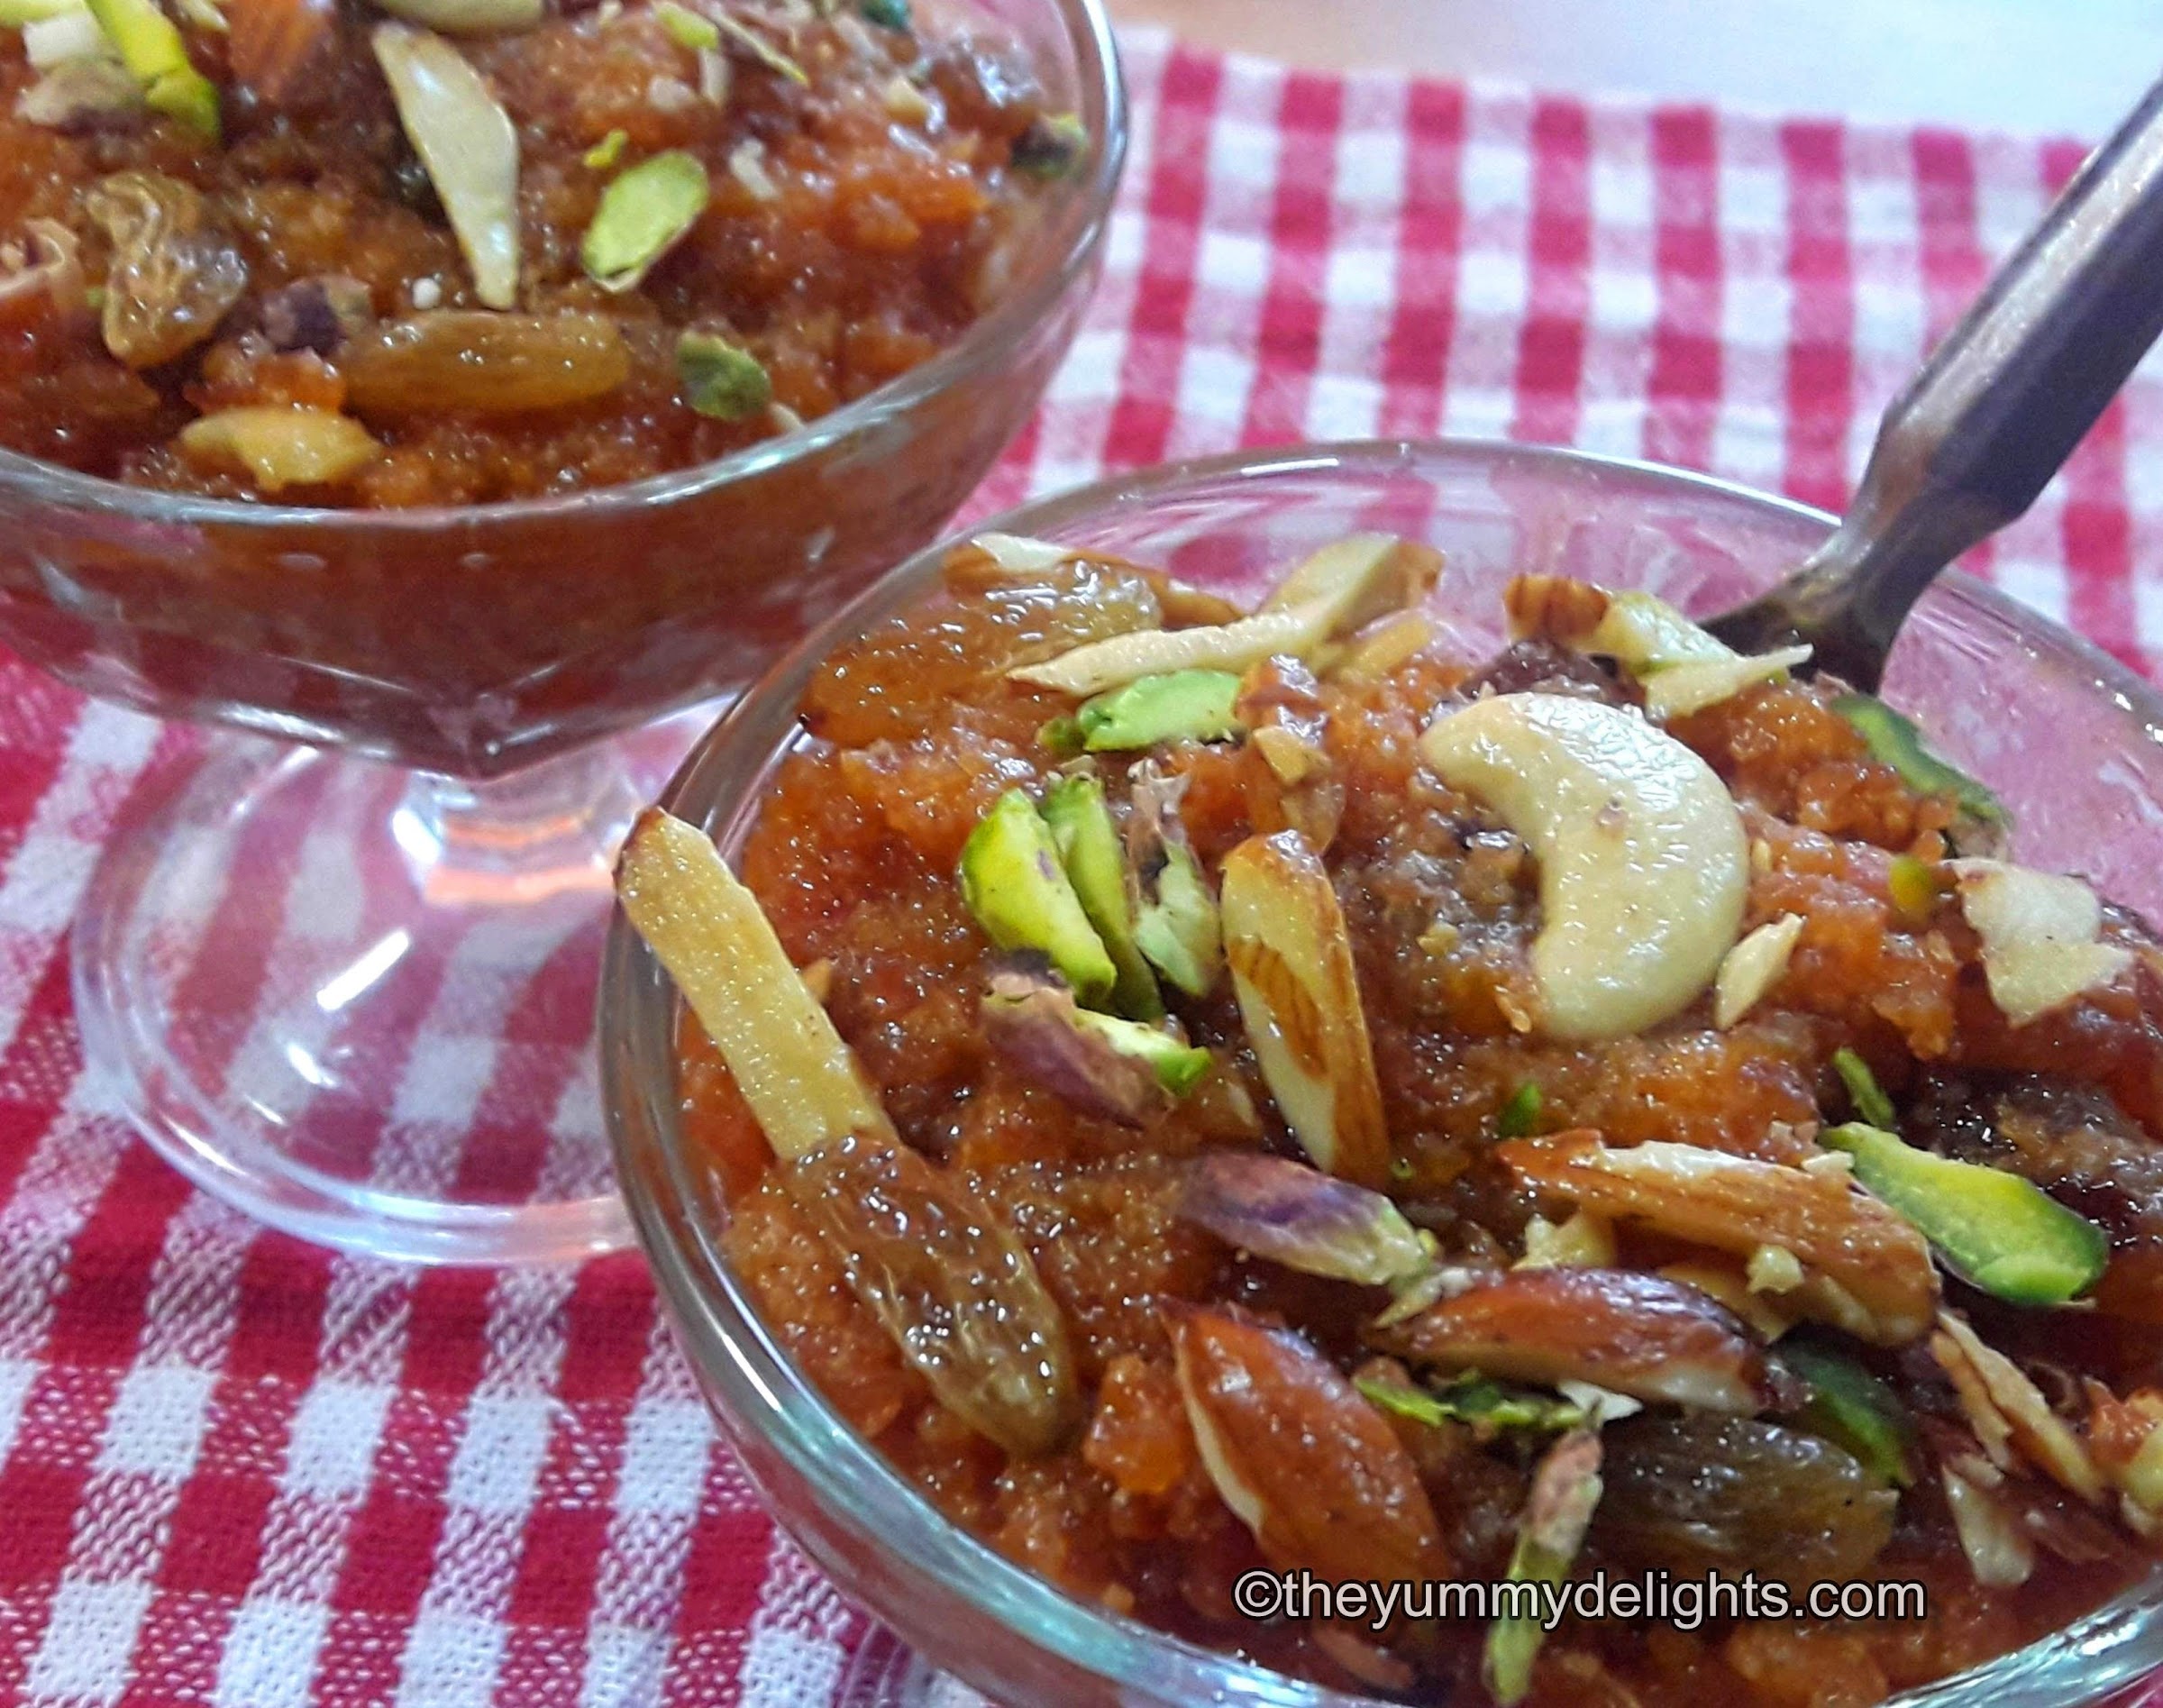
[2,26,2159,1708]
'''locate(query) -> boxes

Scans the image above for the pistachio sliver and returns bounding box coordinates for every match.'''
[1832,691,2009,852]
[372,22,520,309]
[711,7,805,84]
[858,0,908,28]
[1358,1373,1589,1439]
[1036,715,1084,758]
[1484,1429,1603,1708]
[374,0,541,33]
[582,127,627,170]
[1221,829,1391,1188]
[1179,1152,1431,1288]
[1784,1342,1914,1487]
[581,149,708,292]
[616,809,894,1160]
[1011,111,1088,179]
[1821,1121,2109,1307]
[653,0,716,47]
[1076,669,1243,752]
[1494,1082,1542,1139]
[1041,773,1160,1019]
[85,0,218,136]
[0,0,87,24]
[981,957,1204,1125]
[959,789,1118,1007]
[1831,1046,1896,1128]
[1125,770,1222,999]
[677,330,771,421]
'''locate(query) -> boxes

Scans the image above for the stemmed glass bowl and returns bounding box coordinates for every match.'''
[0,0,1125,1264]
[604,439,2163,1706]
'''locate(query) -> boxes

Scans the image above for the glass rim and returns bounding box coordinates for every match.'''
[602,436,2163,1708]
[0,0,1127,535]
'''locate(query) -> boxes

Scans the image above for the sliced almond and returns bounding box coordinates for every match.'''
[1219,830,1391,1188]
[615,808,893,1160]
[1712,912,1804,1028]
[1947,858,2132,1026]
[372,22,519,309]
[1644,644,1813,722]
[1010,534,1441,697]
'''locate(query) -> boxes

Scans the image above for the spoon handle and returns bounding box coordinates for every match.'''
[1705,72,2163,688]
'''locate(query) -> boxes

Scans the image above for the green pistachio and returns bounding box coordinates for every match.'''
[1784,1342,1913,1487]
[858,0,908,27]
[86,0,218,139]
[676,331,771,421]
[1075,669,1244,752]
[960,789,1118,1007]
[1486,1431,1602,1707]
[582,129,628,170]
[654,0,717,49]
[1821,1122,2109,1306]
[1496,1082,1543,1139]
[1358,1372,1588,1438]
[1831,1047,1896,1129]
[1042,773,1162,1019]
[1832,692,2009,853]
[1011,110,1087,179]
[581,149,709,291]
[1036,715,1085,758]
[1886,853,1944,925]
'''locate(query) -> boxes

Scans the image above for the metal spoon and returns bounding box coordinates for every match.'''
[1705,73,2163,689]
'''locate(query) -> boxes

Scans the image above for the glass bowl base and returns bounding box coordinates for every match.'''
[75,711,709,1264]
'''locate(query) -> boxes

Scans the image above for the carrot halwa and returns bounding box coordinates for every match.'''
[0,0,1082,504]
[625,534,2163,1708]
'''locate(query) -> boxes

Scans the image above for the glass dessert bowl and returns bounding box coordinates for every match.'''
[1,0,1124,1262]
[603,440,2163,1706]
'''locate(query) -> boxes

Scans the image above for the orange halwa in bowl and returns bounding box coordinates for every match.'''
[604,441,2163,1708]
[0,0,1121,772]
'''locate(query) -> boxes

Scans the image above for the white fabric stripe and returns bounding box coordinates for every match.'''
[1307,74,1407,441]
[389,1265,576,1708]
[1707,111,1793,489]
[213,1261,412,1708]
[577,1321,712,1708]
[25,1189,258,1705]
[1437,87,1533,440]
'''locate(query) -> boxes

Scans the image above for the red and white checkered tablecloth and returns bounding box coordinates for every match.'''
[4,27,2162,1708]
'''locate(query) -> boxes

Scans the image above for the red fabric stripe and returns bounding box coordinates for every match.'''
[1238,71,1342,443]
[1379,80,1466,437]
[1779,118,1856,512]
[1510,96,1593,446]
[1644,104,1723,471]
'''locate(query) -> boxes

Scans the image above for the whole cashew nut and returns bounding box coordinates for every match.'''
[1419,693,1748,1040]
